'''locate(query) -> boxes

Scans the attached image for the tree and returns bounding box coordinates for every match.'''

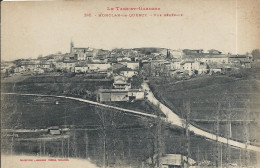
[146,103,165,168]
[251,49,260,60]
[131,75,143,89]
[94,105,125,167]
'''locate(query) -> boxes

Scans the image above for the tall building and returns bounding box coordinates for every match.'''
[70,40,74,53]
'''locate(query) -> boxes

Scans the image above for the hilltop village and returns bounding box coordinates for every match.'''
[1,42,254,102]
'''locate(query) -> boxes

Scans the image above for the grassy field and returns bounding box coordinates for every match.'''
[1,75,113,100]
[149,69,260,143]
[1,95,157,129]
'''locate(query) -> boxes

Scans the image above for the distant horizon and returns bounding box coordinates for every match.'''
[1,44,255,62]
[1,45,254,62]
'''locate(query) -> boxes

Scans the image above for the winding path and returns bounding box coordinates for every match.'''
[141,82,260,152]
[2,91,260,152]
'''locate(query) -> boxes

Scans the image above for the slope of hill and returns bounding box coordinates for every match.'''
[149,69,260,143]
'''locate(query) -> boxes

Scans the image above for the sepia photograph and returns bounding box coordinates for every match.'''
[1,0,260,168]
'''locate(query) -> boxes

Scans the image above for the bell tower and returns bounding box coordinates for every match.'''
[70,40,74,53]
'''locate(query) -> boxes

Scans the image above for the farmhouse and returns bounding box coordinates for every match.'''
[113,75,131,90]
[97,89,129,102]
[97,89,145,102]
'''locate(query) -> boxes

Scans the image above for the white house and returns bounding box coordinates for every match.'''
[113,75,131,90]
[181,60,200,71]
[126,62,139,70]
[180,60,209,75]
[171,60,182,70]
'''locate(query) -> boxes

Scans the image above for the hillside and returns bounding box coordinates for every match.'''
[1,74,113,100]
[149,69,260,144]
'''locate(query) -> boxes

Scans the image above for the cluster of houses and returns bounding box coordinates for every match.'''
[141,49,253,77]
[1,44,254,103]
[1,42,253,84]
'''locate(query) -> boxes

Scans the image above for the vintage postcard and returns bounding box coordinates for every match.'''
[1,0,260,168]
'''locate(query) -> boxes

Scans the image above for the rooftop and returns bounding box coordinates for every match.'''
[98,89,128,93]
[98,89,144,93]
[180,60,195,65]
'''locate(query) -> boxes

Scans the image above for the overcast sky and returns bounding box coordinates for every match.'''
[1,0,260,61]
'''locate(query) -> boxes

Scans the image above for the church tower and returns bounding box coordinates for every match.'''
[70,40,74,53]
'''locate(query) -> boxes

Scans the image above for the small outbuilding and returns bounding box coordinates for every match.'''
[161,154,195,168]
[47,126,61,135]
